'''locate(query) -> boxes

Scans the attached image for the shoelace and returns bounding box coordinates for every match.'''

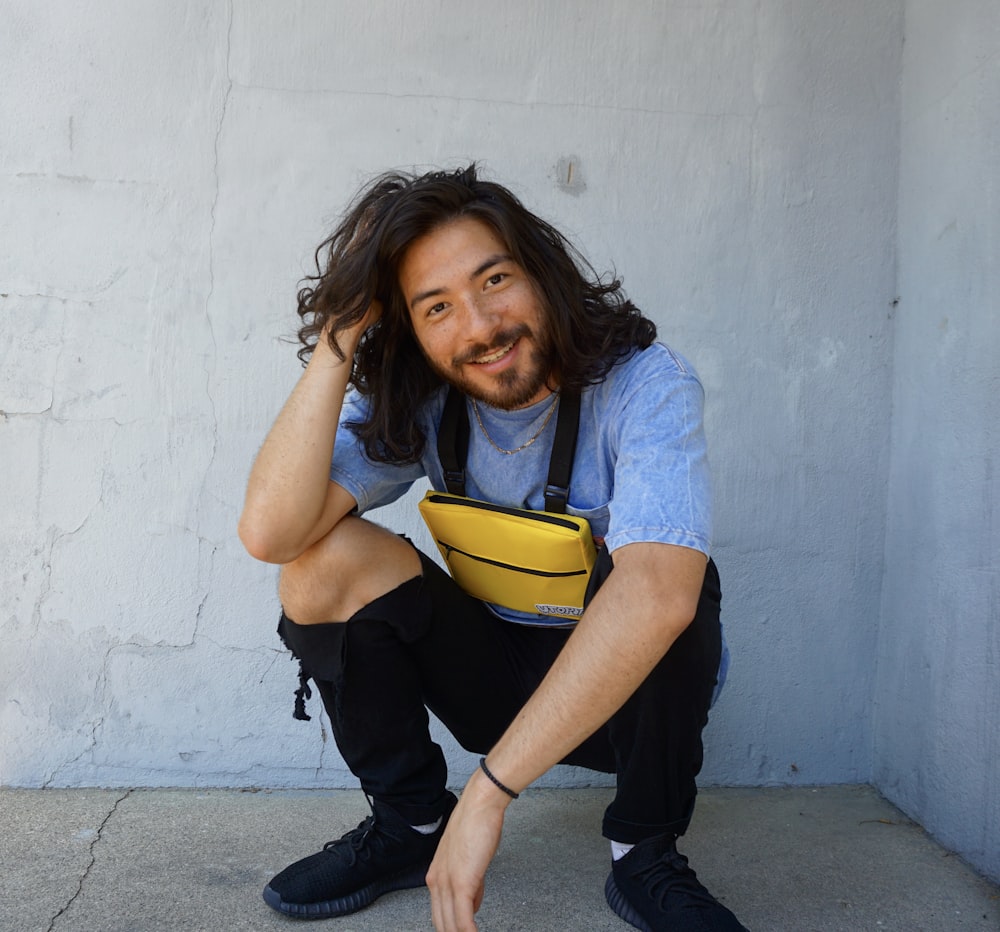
[634,850,721,912]
[321,811,408,866]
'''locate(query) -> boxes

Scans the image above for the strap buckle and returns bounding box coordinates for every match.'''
[443,468,466,496]
[544,483,569,513]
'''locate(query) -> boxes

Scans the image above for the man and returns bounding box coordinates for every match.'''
[239,165,745,932]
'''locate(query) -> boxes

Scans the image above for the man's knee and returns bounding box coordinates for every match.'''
[278,516,422,624]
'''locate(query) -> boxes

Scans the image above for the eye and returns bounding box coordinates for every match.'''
[427,301,447,317]
[485,272,506,287]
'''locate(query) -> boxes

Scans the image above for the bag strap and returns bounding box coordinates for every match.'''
[438,385,471,496]
[544,391,579,514]
[435,387,580,514]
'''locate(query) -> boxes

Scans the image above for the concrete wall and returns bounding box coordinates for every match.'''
[1,0,899,798]
[874,0,999,882]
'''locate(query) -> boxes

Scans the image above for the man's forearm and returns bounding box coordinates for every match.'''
[238,334,356,563]
[481,542,707,794]
[427,542,708,930]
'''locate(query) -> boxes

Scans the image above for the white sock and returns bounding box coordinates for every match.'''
[411,816,443,835]
[611,840,635,861]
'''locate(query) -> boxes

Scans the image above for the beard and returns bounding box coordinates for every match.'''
[431,322,555,410]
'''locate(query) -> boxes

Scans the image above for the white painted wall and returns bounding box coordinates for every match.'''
[874,0,999,883]
[2,0,964,839]
[0,1,901,787]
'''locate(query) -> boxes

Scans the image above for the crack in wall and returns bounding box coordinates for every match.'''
[41,716,104,789]
[2,410,133,426]
[46,788,132,931]
[32,450,112,640]
[191,0,233,641]
[257,647,284,684]
[13,172,155,187]
[1,292,94,304]
[229,80,749,122]
[904,47,1000,126]
[41,622,118,787]
[191,541,219,645]
[30,527,58,637]
[8,269,129,304]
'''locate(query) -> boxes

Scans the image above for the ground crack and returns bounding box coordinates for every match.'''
[46,788,133,931]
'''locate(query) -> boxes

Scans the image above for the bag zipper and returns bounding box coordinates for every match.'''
[424,494,581,531]
[440,543,588,578]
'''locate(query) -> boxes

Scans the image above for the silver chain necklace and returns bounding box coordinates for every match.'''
[471,394,560,455]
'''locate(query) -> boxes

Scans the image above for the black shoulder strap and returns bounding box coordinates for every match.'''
[544,392,580,514]
[437,386,470,496]
[436,387,581,513]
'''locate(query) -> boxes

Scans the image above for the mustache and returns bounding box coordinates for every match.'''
[452,324,531,366]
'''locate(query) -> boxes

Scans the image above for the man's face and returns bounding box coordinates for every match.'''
[398,217,554,410]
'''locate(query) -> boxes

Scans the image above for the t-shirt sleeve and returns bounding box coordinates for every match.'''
[603,350,712,556]
[328,391,426,513]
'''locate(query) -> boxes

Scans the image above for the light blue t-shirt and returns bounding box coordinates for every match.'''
[330,342,712,626]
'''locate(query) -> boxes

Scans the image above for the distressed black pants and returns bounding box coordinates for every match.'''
[278,546,722,844]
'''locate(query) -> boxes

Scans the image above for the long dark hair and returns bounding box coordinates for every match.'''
[296,164,656,464]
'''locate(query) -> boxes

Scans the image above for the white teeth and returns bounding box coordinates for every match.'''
[474,342,514,364]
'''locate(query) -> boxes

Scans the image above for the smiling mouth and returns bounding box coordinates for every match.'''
[471,341,515,365]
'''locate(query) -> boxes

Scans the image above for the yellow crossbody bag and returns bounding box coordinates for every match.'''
[418,491,596,618]
[419,389,596,619]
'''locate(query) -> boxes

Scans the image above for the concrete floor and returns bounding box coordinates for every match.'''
[2,785,998,932]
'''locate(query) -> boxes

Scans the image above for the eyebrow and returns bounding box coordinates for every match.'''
[408,253,513,308]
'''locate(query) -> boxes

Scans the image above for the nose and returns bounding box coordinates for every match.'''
[461,295,502,344]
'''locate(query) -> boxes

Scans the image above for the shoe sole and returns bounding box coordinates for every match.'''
[604,872,654,932]
[263,863,429,919]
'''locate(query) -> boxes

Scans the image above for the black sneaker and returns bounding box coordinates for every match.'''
[263,794,457,919]
[605,834,749,932]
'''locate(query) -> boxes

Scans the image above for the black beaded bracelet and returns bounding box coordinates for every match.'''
[479,757,519,799]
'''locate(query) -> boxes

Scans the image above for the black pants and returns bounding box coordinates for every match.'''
[279,547,722,845]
